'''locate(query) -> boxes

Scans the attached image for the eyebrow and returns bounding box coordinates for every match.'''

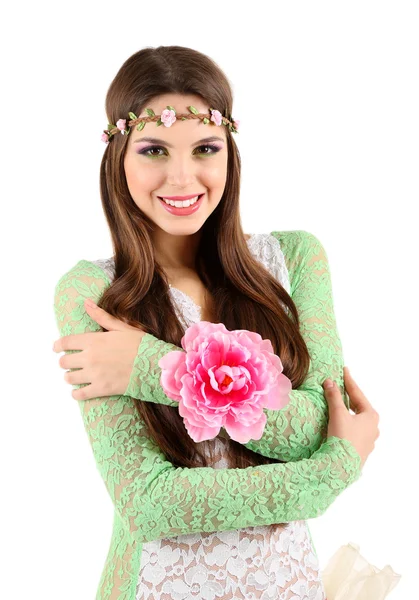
[132,135,225,147]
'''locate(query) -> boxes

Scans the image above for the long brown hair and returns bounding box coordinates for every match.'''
[97,45,311,473]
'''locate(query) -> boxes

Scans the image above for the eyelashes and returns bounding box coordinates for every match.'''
[137,143,222,158]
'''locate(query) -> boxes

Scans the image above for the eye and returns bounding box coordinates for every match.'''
[137,144,221,158]
[142,146,164,157]
[196,144,220,155]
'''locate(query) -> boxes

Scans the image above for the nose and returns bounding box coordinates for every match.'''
[166,155,198,189]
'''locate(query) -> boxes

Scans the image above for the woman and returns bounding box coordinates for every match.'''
[53,46,381,600]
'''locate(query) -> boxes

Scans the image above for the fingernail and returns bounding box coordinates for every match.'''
[324,379,334,389]
[85,298,97,308]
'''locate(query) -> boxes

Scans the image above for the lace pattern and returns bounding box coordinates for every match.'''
[53,230,362,599]
[122,231,352,463]
[127,234,321,599]
[134,439,327,600]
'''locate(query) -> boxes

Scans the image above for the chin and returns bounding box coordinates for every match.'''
[160,221,206,236]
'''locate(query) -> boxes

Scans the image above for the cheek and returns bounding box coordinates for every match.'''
[124,156,137,188]
[200,155,227,178]
[206,163,228,188]
[124,157,161,192]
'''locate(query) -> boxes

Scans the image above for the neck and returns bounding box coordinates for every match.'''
[153,228,201,270]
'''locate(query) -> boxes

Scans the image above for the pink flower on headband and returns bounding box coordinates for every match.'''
[158,321,292,443]
[233,119,240,131]
[210,109,223,126]
[101,133,109,143]
[116,119,126,131]
[161,109,177,127]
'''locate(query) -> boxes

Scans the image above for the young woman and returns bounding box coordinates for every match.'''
[53,45,380,600]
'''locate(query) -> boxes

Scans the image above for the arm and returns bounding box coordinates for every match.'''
[123,230,347,462]
[245,229,349,460]
[54,263,362,544]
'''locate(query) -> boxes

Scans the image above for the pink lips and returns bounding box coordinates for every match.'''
[158,193,204,216]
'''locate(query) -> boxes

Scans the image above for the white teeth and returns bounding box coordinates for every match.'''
[161,195,200,207]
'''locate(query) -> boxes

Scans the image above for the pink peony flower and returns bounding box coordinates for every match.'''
[161,109,177,127]
[233,119,240,131]
[210,110,223,126]
[116,119,126,131]
[158,321,292,443]
[101,133,109,143]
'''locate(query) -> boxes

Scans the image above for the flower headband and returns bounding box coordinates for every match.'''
[101,105,240,143]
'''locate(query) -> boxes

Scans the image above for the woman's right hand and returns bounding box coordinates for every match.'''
[323,366,380,469]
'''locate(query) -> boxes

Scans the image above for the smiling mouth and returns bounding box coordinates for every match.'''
[158,193,204,207]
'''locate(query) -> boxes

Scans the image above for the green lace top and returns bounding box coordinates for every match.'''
[53,230,362,600]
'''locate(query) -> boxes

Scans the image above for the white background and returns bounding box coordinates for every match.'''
[1,1,417,598]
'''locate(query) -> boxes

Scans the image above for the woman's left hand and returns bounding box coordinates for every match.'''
[53,300,145,401]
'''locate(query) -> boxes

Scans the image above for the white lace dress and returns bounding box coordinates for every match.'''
[127,233,326,600]
[92,233,327,599]
[56,231,398,599]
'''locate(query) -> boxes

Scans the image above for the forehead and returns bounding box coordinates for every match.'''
[130,93,226,145]
[138,93,207,117]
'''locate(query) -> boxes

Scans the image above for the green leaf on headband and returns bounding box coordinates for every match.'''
[128,112,137,120]
[145,108,155,117]
[136,121,146,131]
[156,118,162,126]
[188,105,199,115]
[203,118,209,124]
[107,123,115,130]
[181,117,187,120]
[167,105,176,113]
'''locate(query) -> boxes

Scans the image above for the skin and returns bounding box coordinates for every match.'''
[54,306,378,470]
[54,106,377,442]
[124,93,229,271]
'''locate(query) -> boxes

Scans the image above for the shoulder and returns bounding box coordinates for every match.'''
[54,258,112,297]
[245,230,325,267]
[267,231,330,292]
[269,229,322,247]
[269,229,327,259]
[53,259,113,337]
[53,259,113,336]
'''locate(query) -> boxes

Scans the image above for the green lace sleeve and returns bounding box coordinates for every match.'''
[53,261,362,545]
[123,230,350,462]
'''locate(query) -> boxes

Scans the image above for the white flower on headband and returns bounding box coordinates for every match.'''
[161,109,177,128]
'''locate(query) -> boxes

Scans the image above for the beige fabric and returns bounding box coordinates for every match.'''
[321,542,401,599]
